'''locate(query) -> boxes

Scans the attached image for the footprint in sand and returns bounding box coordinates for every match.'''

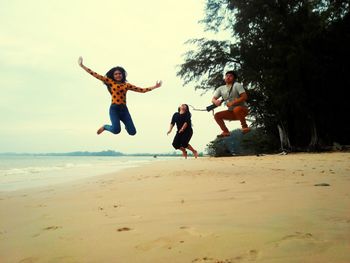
[136,227,212,252]
[32,225,62,236]
[98,206,110,217]
[192,251,259,263]
[18,257,39,263]
[326,216,350,225]
[43,226,62,231]
[281,232,313,241]
[136,232,189,252]
[247,249,259,261]
[314,183,330,186]
[228,249,259,262]
[135,236,175,251]
[135,236,185,251]
[192,257,214,262]
[179,226,212,237]
[270,231,318,251]
[117,227,132,232]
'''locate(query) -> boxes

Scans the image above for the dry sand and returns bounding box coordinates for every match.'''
[1,152,350,263]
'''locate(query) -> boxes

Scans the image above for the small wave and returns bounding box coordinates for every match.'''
[1,166,62,176]
[0,163,93,177]
[57,163,92,168]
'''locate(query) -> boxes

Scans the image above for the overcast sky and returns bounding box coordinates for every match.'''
[0,0,241,154]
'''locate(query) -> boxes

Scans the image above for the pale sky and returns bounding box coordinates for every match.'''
[0,0,240,154]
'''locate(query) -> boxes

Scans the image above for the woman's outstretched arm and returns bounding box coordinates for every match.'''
[127,81,162,93]
[78,56,111,84]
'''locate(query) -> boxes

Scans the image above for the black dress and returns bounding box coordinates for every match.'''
[171,112,193,149]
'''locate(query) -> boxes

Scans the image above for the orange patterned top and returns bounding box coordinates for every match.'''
[85,67,152,105]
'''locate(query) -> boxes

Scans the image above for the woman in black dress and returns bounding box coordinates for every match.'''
[167,104,198,159]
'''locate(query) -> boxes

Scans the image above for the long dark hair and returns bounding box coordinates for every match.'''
[184,104,191,118]
[104,66,127,94]
[177,104,192,126]
[106,66,127,82]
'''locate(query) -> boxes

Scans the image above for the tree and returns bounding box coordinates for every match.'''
[178,0,350,151]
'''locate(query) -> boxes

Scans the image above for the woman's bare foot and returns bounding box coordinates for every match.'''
[193,150,198,158]
[183,151,188,159]
[180,149,188,159]
[97,126,105,135]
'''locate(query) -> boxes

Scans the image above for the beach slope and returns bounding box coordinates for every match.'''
[1,153,350,263]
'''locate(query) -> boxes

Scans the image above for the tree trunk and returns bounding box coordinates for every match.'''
[277,123,291,152]
[308,119,319,150]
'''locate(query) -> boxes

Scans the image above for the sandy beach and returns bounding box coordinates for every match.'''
[1,152,349,263]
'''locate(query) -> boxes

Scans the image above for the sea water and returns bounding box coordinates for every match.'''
[0,155,171,192]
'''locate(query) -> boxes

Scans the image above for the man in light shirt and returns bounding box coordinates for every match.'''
[211,71,250,137]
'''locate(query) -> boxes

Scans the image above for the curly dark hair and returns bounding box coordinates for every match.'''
[106,66,127,82]
[104,66,127,94]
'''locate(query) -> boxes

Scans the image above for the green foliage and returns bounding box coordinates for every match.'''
[177,39,239,91]
[206,128,280,157]
[178,0,350,150]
